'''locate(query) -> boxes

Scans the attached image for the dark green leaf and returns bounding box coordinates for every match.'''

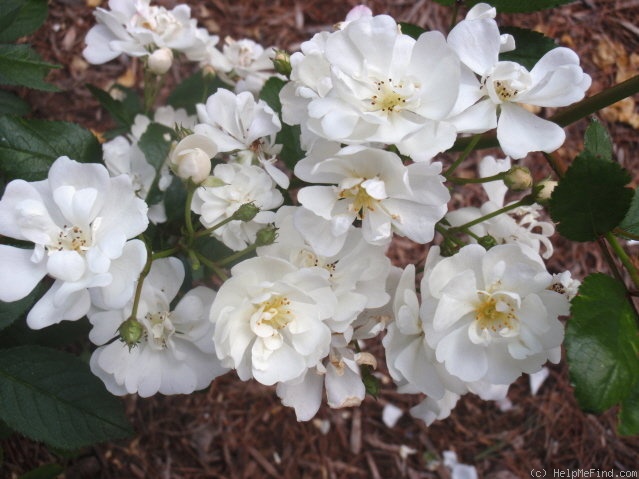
[0,45,59,91]
[583,118,613,162]
[619,188,639,237]
[618,381,639,436]
[19,463,64,479]
[0,316,90,349]
[86,84,141,131]
[259,77,304,169]
[0,418,13,439]
[499,27,556,70]
[549,155,633,241]
[0,0,48,43]
[399,22,427,40]
[0,116,102,181]
[137,122,175,205]
[0,346,133,449]
[167,70,229,114]
[565,274,639,412]
[0,281,45,332]
[0,89,29,115]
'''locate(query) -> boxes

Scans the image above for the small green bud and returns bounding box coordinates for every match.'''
[255,224,278,246]
[503,166,533,191]
[118,317,144,349]
[478,235,498,250]
[534,178,558,206]
[272,49,292,78]
[232,202,260,222]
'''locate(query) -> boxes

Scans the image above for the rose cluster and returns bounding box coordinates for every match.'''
[0,0,586,424]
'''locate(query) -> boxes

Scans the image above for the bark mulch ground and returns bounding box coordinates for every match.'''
[2,0,639,477]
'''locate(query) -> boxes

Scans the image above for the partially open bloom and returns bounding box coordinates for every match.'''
[280,13,461,161]
[421,244,568,385]
[191,163,283,251]
[169,134,216,184]
[0,157,148,329]
[447,3,591,158]
[194,89,288,188]
[210,256,336,386]
[295,145,450,253]
[83,0,214,64]
[446,156,555,259]
[89,258,227,396]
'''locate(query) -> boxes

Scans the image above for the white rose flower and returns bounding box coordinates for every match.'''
[204,37,281,96]
[210,256,336,386]
[421,244,568,385]
[194,89,288,188]
[191,163,283,251]
[295,145,450,252]
[0,156,148,329]
[281,14,461,161]
[446,156,555,258]
[147,47,174,74]
[83,0,215,64]
[447,3,591,158]
[89,258,228,397]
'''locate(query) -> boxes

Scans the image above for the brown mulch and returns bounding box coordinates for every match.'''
[2,0,639,478]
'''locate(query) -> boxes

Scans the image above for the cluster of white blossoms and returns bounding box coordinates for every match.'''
[0,1,589,425]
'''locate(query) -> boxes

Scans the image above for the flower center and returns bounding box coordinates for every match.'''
[51,223,92,253]
[142,311,176,350]
[257,295,293,330]
[339,181,380,219]
[492,79,519,102]
[474,291,518,334]
[370,78,409,113]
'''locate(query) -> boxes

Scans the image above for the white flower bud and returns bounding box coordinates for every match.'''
[148,47,174,75]
[503,165,533,191]
[170,134,217,184]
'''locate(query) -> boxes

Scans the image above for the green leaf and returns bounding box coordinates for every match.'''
[167,70,229,114]
[399,22,427,40]
[0,281,45,332]
[499,27,556,70]
[0,89,29,116]
[0,45,59,91]
[19,463,64,479]
[0,116,102,181]
[549,155,633,241]
[618,382,639,436]
[137,122,175,204]
[0,0,48,43]
[0,346,133,449]
[565,274,639,412]
[619,188,639,237]
[583,118,613,162]
[0,317,90,349]
[86,84,142,132]
[259,77,304,169]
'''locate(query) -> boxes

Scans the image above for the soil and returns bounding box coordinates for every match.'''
[1,0,639,478]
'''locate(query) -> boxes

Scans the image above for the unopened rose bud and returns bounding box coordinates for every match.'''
[255,225,278,246]
[118,317,143,348]
[170,134,217,184]
[534,179,558,205]
[148,47,174,75]
[232,202,260,222]
[503,165,533,191]
[272,49,292,77]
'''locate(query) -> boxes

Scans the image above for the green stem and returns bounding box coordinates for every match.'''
[444,134,482,179]
[542,152,565,179]
[606,232,639,290]
[614,227,639,241]
[184,184,196,237]
[152,247,180,260]
[218,243,259,266]
[194,251,228,281]
[129,237,153,322]
[452,74,639,152]
[448,171,506,185]
[451,198,529,233]
[194,216,235,239]
[435,223,466,246]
